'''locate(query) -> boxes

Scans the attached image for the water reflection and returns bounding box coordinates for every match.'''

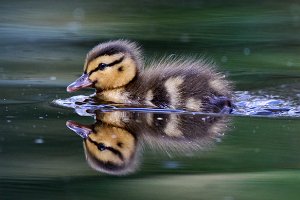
[66,109,230,175]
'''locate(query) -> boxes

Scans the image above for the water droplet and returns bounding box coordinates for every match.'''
[49,76,57,81]
[243,48,250,55]
[163,161,180,169]
[34,138,44,144]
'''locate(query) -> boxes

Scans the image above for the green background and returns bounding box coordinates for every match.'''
[0,0,300,199]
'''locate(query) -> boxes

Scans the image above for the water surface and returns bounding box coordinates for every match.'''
[1,0,300,199]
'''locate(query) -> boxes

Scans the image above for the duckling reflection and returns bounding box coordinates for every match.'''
[66,110,230,175]
[66,120,139,175]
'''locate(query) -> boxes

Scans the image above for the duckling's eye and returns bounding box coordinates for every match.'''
[97,143,106,151]
[98,63,107,70]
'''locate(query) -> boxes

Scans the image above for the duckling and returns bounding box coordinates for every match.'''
[66,108,231,175]
[95,110,230,153]
[66,120,139,175]
[67,40,233,112]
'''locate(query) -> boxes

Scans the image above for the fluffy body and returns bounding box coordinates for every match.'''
[113,56,232,112]
[68,40,233,112]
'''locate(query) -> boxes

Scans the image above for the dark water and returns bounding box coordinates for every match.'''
[1,0,300,199]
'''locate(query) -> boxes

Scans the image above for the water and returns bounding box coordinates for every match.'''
[53,91,300,117]
[1,0,300,199]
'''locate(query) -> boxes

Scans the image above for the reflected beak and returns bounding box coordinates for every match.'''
[66,120,92,139]
[67,73,93,92]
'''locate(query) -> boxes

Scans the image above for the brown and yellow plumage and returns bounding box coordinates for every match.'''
[67,40,233,112]
[67,108,230,175]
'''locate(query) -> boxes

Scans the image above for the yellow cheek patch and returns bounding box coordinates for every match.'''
[111,57,137,87]
[86,140,123,165]
[86,126,136,164]
[87,56,137,90]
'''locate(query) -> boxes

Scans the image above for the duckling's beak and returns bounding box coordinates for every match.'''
[66,120,92,139]
[67,73,93,92]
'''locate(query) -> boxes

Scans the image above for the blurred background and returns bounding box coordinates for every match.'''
[1,0,300,199]
[1,0,300,89]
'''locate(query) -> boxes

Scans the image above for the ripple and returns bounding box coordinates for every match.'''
[52,91,300,118]
[233,91,300,117]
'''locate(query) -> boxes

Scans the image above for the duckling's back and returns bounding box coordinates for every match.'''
[125,56,233,112]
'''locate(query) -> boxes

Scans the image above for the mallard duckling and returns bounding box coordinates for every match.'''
[66,109,230,175]
[66,120,139,175]
[96,110,230,153]
[67,40,233,112]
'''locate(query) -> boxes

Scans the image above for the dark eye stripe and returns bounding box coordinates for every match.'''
[107,56,125,67]
[86,137,124,161]
[106,146,124,161]
[89,138,106,151]
[88,56,125,75]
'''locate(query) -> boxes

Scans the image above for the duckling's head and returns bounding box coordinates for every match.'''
[66,120,139,175]
[67,40,142,92]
